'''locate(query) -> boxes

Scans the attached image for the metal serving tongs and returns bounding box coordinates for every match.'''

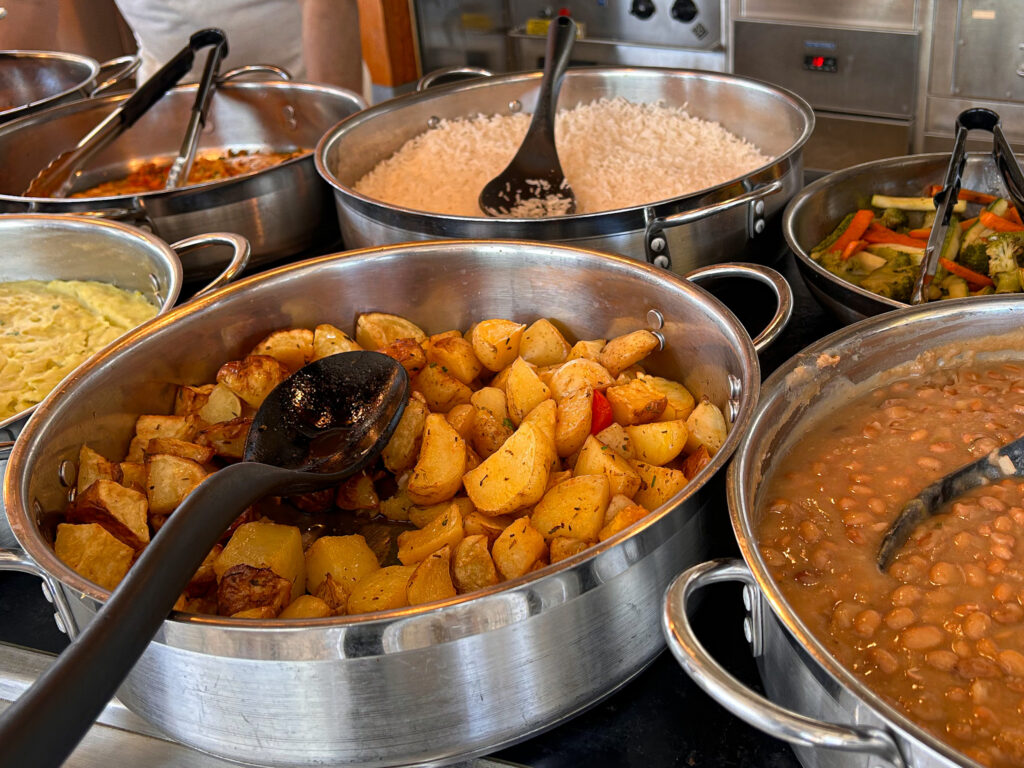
[24,28,228,198]
[164,29,228,188]
[911,108,1024,304]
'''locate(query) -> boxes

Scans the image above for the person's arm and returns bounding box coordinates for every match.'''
[301,0,363,93]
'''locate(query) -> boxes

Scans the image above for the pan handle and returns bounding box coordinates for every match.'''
[644,179,784,269]
[417,66,494,91]
[169,232,251,297]
[90,55,141,96]
[684,263,792,353]
[217,64,292,82]
[663,559,907,768]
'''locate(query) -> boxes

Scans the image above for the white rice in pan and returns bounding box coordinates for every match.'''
[353,97,771,217]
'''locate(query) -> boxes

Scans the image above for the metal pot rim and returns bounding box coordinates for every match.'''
[0,50,100,122]
[6,238,760,634]
[0,212,183,431]
[0,79,363,204]
[783,151,998,317]
[726,295,1021,767]
[314,66,814,231]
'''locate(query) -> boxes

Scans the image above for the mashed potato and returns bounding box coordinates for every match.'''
[0,280,158,420]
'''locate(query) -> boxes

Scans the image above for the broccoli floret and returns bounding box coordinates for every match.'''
[885,252,913,270]
[993,270,1022,293]
[879,207,909,231]
[941,275,970,299]
[860,266,916,302]
[985,233,1024,276]
[815,248,855,278]
[959,243,990,276]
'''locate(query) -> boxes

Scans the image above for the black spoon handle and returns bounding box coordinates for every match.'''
[529,16,576,145]
[0,461,296,768]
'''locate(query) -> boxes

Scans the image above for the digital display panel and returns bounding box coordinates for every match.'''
[804,54,837,72]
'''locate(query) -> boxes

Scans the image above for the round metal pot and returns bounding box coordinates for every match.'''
[0,76,366,279]
[663,296,1024,768]
[783,152,1010,325]
[2,240,787,767]
[315,68,814,275]
[0,50,138,124]
[0,213,249,447]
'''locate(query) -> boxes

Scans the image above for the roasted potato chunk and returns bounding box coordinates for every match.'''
[531,474,610,543]
[407,545,457,605]
[407,413,467,505]
[347,565,416,613]
[574,435,641,498]
[66,479,149,551]
[174,384,214,418]
[335,472,379,511]
[598,499,650,541]
[355,312,426,350]
[214,521,306,602]
[397,501,465,565]
[519,318,571,367]
[380,337,427,376]
[145,454,209,521]
[312,323,362,360]
[567,339,606,361]
[548,358,614,401]
[491,517,548,580]
[624,420,688,466]
[597,330,660,377]
[197,383,243,424]
[250,328,314,372]
[605,379,667,425]
[135,413,199,444]
[452,534,500,593]
[549,536,589,563]
[304,534,380,594]
[279,594,333,619]
[470,318,526,372]
[217,564,292,617]
[685,397,728,456]
[505,357,552,426]
[195,416,251,460]
[631,460,689,510]
[463,422,554,516]
[144,437,215,465]
[425,333,482,385]
[216,355,290,409]
[413,363,474,413]
[76,445,122,494]
[638,373,696,421]
[554,388,593,458]
[381,393,428,474]
[54,523,134,591]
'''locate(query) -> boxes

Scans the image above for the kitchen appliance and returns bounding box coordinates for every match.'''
[0,73,365,279]
[730,0,922,175]
[1,239,785,767]
[664,295,1024,768]
[316,67,813,273]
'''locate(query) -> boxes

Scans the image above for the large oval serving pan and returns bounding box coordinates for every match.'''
[784,152,1009,325]
[664,296,1024,768]
[316,67,813,274]
[4,239,768,767]
[0,78,365,278]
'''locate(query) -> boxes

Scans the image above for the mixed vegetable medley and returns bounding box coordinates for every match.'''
[810,185,1024,302]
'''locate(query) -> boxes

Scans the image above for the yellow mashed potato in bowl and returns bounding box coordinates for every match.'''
[0,280,158,421]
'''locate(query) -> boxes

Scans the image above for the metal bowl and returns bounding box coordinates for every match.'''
[664,296,1024,768]
[0,50,137,124]
[0,77,365,278]
[2,240,775,767]
[783,152,1009,325]
[316,67,813,275]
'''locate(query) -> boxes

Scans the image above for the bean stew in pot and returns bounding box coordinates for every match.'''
[759,362,1024,767]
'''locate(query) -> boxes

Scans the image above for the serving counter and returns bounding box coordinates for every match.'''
[0,251,837,768]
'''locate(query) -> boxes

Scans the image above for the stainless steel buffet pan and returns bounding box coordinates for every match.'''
[0,213,249,438]
[0,76,365,279]
[315,68,814,274]
[784,152,1008,326]
[0,50,138,124]
[2,240,788,767]
[663,296,1024,768]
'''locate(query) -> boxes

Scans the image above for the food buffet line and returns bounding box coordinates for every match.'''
[3,12,1024,768]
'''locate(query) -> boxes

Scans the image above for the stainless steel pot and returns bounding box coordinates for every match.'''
[315,68,814,274]
[0,50,138,124]
[0,75,366,278]
[662,296,1024,768]
[783,152,1009,325]
[1,240,788,767]
[0,213,249,440]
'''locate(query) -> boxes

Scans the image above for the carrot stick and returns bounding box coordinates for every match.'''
[925,185,998,205]
[960,216,978,230]
[1006,207,1024,226]
[909,218,979,240]
[840,238,867,261]
[939,257,995,288]
[829,209,875,253]
[862,223,929,248]
[979,210,1024,232]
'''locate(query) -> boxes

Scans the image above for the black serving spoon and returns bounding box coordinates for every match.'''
[478,15,577,217]
[877,433,1024,571]
[0,351,409,768]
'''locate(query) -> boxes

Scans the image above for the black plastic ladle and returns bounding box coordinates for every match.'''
[478,16,577,217]
[0,351,409,768]
[877,433,1024,571]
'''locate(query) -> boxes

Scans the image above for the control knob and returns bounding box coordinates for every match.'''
[630,0,655,19]
[670,0,698,22]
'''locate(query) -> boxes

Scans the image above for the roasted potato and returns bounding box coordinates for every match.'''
[505,357,552,426]
[396,501,464,565]
[304,534,380,594]
[554,388,593,458]
[604,379,667,425]
[519,319,571,367]
[145,454,208,521]
[452,534,500,593]
[144,437,215,465]
[216,355,290,409]
[174,384,214,418]
[279,594,333,619]
[567,339,606,361]
[549,536,589,563]
[597,330,660,377]
[406,545,457,605]
[638,373,696,421]
[407,413,467,505]
[54,522,134,591]
[381,393,429,473]
[491,517,548,579]
[530,474,610,542]
[66,478,149,551]
[631,460,689,510]
[195,416,251,460]
[76,445,122,494]
[624,420,688,466]
[463,422,554,516]
[380,337,427,376]
[548,358,614,401]
[347,565,416,613]
[413,363,474,413]
[573,435,641,498]
[470,318,526,372]
[355,312,426,350]
[250,328,314,372]
[685,397,728,456]
[312,323,362,360]
[217,564,293,617]
[214,521,306,602]
[425,333,482,385]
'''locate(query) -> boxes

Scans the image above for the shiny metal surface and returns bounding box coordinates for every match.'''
[315,68,813,273]
[664,297,1024,767]
[0,50,137,124]
[0,213,249,432]
[4,240,764,767]
[783,152,1007,324]
[0,80,366,277]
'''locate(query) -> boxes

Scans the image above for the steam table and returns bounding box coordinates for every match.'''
[0,251,839,768]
